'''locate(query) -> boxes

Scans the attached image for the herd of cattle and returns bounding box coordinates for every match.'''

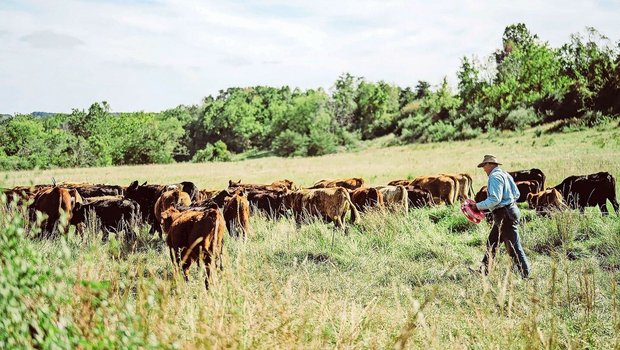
[2,169,618,288]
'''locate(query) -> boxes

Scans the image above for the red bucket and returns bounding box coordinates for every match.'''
[461,198,485,224]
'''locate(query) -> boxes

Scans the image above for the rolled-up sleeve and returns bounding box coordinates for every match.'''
[476,174,504,211]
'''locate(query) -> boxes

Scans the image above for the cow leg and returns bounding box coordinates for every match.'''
[218,245,224,271]
[598,202,609,216]
[45,218,57,238]
[125,224,136,242]
[333,216,343,228]
[611,198,620,215]
[203,254,213,290]
[226,221,233,238]
[182,261,191,282]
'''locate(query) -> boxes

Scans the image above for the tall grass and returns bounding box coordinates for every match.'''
[1,124,619,348]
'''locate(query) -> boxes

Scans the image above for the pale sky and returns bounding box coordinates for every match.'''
[1,0,619,114]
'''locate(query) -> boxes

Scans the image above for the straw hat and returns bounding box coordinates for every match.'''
[477,154,502,168]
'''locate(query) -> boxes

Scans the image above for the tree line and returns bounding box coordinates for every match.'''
[1,24,619,171]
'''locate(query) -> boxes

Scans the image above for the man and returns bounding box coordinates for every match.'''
[470,155,530,278]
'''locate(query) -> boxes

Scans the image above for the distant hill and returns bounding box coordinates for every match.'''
[31,111,56,118]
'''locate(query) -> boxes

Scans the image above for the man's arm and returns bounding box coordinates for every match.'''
[475,175,504,211]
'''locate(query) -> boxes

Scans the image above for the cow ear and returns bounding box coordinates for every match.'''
[142,181,148,186]
[129,180,138,189]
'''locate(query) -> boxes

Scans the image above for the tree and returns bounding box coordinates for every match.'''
[330,73,361,128]
[559,27,618,114]
[414,81,431,99]
[495,23,538,64]
[457,56,487,106]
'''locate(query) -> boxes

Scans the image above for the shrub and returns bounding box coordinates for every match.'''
[503,107,541,130]
[0,201,77,348]
[306,129,337,156]
[425,121,457,142]
[192,140,232,162]
[272,130,308,157]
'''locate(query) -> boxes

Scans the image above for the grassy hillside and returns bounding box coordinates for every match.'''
[2,123,619,191]
[1,123,620,349]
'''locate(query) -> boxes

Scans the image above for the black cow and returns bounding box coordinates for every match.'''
[65,184,124,198]
[71,198,140,240]
[553,172,619,215]
[508,168,546,192]
[125,181,167,235]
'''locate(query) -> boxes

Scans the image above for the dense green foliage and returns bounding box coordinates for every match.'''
[1,24,619,170]
[0,200,161,348]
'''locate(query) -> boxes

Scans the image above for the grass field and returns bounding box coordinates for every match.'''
[1,123,620,349]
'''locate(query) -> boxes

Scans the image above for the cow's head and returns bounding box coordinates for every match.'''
[228,179,241,188]
[69,201,89,235]
[128,180,139,192]
[526,192,537,209]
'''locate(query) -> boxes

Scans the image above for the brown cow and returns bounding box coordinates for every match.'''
[387,179,414,187]
[195,189,220,203]
[228,179,294,193]
[411,175,457,205]
[29,186,83,236]
[350,187,384,212]
[310,178,365,191]
[375,185,409,213]
[283,187,360,227]
[4,185,52,207]
[247,190,286,218]
[154,190,192,229]
[473,186,493,222]
[440,173,467,201]
[515,180,540,203]
[527,188,567,214]
[474,186,488,203]
[405,186,434,208]
[269,179,296,190]
[161,203,225,289]
[223,189,252,239]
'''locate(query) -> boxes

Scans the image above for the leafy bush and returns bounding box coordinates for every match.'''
[0,198,163,348]
[424,121,457,142]
[272,130,308,157]
[0,201,76,348]
[192,140,232,162]
[503,107,541,130]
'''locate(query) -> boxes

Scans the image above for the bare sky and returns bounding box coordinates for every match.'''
[1,0,619,114]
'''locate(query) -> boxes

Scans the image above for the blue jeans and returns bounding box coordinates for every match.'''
[482,204,530,278]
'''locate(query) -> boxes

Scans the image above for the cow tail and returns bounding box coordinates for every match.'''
[213,212,223,270]
[609,174,618,202]
[465,174,474,198]
[608,174,620,215]
[347,196,360,224]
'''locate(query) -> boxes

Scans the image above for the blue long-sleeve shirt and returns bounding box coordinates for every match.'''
[476,167,520,211]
